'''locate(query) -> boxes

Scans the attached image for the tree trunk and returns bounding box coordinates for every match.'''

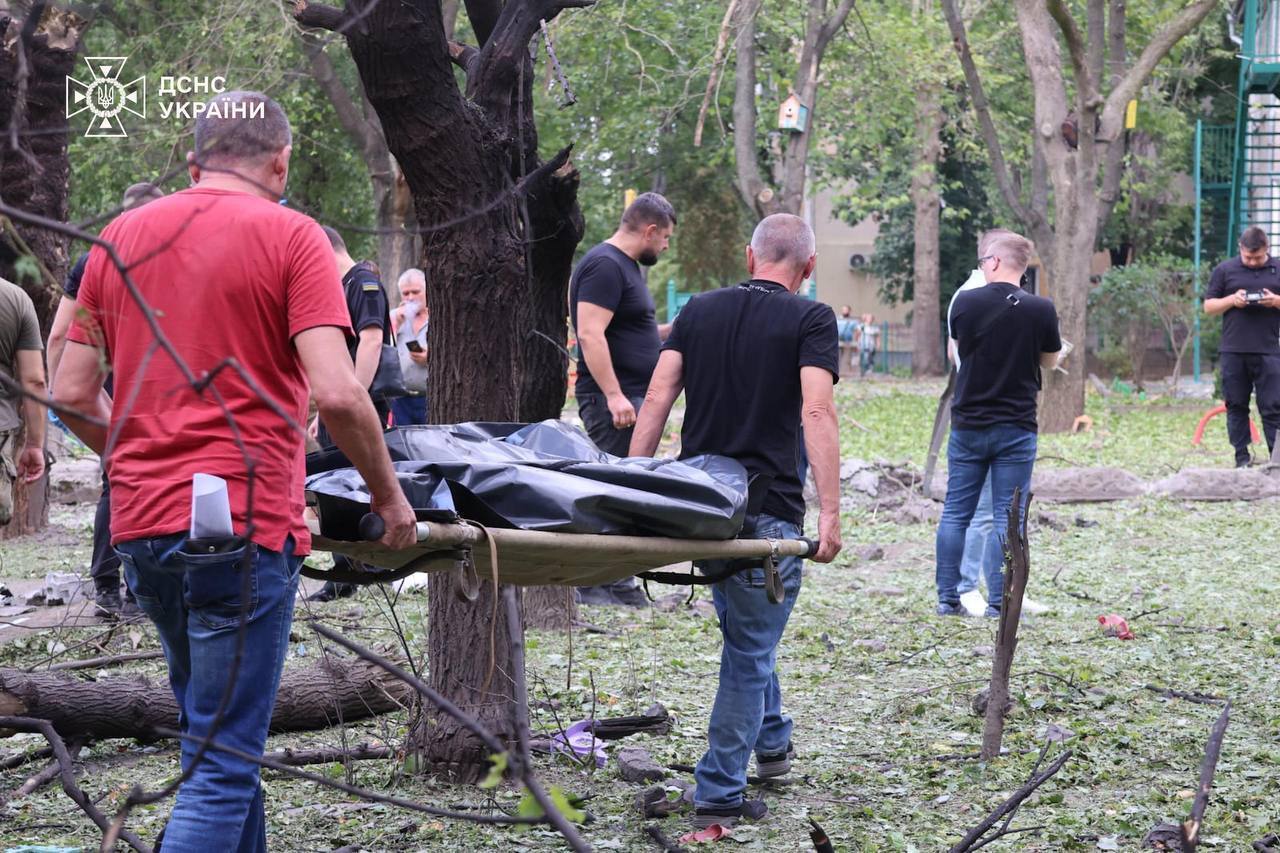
[295,0,585,781]
[910,81,944,376]
[301,38,420,302]
[0,657,414,741]
[523,585,575,631]
[0,7,82,538]
[1038,216,1092,432]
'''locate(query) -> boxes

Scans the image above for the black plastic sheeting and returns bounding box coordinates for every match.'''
[305,421,748,541]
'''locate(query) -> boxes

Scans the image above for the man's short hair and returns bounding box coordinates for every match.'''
[621,192,677,231]
[978,228,1034,272]
[122,182,162,209]
[320,225,347,253]
[193,90,292,168]
[749,213,815,269]
[397,267,426,291]
[1240,226,1269,251]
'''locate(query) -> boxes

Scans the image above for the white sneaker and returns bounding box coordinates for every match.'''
[959,590,987,617]
[1021,596,1050,615]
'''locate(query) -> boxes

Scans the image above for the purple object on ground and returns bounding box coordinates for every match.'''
[551,720,608,767]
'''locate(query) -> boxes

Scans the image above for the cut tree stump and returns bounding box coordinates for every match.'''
[0,656,413,741]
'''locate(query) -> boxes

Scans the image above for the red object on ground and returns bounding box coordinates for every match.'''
[680,825,730,843]
[1098,614,1135,640]
[1192,402,1260,446]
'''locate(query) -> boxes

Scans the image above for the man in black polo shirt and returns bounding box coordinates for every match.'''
[935,229,1061,618]
[313,225,392,601]
[1203,227,1280,467]
[571,192,676,606]
[630,213,841,828]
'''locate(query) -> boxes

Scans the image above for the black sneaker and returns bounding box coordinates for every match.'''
[576,580,650,608]
[307,581,358,602]
[95,588,124,619]
[693,798,768,829]
[755,742,794,778]
[936,602,966,617]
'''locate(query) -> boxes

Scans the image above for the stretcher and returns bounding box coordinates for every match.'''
[304,511,817,604]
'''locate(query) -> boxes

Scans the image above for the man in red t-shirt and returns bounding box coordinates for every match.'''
[53,90,414,852]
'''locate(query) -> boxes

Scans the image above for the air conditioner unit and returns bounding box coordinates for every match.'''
[848,253,867,270]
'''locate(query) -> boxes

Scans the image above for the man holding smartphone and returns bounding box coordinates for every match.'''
[1203,227,1280,467]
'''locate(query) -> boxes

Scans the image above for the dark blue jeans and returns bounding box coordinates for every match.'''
[935,425,1037,610]
[390,393,427,427]
[115,534,301,853]
[694,514,803,808]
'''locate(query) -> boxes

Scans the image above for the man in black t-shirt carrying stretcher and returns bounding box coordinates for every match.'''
[631,213,842,829]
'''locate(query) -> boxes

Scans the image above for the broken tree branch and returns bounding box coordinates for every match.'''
[1182,703,1231,852]
[981,487,1032,760]
[0,716,149,853]
[949,747,1072,853]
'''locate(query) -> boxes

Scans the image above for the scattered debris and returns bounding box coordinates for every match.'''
[680,824,730,844]
[1143,822,1183,850]
[855,638,886,653]
[1042,723,1075,743]
[635,781,690,818]
[591,704,673,740]
[550,720,608,768]
[970,686,1014,719]
[1072,414,1094,433]
[855,544,885,561]
[1074,516,1100,528]
[1253,833,1280,852]
[1036,510,1067,531]
[1098,614,1136,641]
[617,746,667,784]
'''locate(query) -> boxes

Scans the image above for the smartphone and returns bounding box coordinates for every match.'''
[405,340,423,353]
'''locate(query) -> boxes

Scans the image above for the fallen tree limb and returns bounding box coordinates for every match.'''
[0,715,149,853]
[46,650,166,672]
[0,656,412,741]
[949,748,1072,853]
[264,743,394,767]
[1144,684,1227,707]
[1182,703,1231,852]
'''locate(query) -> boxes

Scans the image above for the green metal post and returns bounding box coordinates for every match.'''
[666,279,676,323]
[1194,119,1203,383]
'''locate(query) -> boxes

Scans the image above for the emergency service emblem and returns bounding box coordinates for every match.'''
[66,57,145,138]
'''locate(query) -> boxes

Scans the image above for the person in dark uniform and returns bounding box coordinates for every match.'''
[310,225,392,601]
[570,192,676,607]
[46,182,164,619]
[1204,226,1280,467]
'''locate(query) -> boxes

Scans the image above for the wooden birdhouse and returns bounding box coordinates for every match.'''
[778,94,808,133]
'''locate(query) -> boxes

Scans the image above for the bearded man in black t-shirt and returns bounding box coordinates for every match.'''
[935,229,1061,618]
[1203,227,1280,467]
[630,213,842,829]
[570,192,676,607]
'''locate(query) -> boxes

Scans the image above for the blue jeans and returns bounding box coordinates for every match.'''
[957,472,996,596]
[935,425,1037,610]
[390,394,427,427]
[115,533,301,853]
[695,515,803,809]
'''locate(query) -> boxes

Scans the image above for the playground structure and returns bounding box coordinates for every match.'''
[1193,0,1280,380]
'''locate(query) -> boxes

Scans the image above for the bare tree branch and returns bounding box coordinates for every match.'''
[292,0,350,33]
[730,0,771,215]
[1101,0,1218,137]
[300,37,383,157]
[1096,0,1128,230]
[940,0,1042,232]
[1046,0,1099,107]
